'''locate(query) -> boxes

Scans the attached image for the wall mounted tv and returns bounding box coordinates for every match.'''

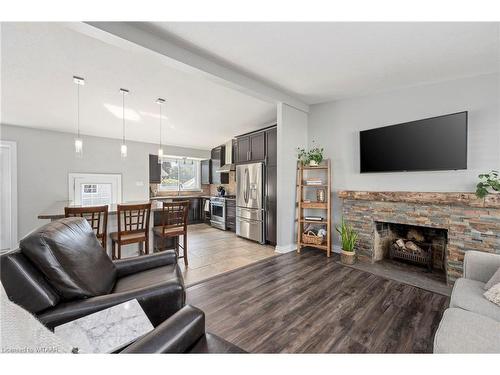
[359,111,468,173]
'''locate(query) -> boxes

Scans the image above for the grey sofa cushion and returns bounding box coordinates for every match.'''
[434,308,500,353]
[450,278,500,323]
[484,267,500,290]
[20,217,117,300]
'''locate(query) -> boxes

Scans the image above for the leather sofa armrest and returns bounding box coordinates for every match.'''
[38,279,184,329]
[121,305,205,353]
[463,251,500,283]
[113,251,178,278]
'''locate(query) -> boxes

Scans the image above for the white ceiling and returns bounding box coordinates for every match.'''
[1,23,277,150]
[148,22,500,104]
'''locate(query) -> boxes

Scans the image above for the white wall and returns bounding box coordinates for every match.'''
[0,124,209,240]
[308,73,500,248]
[276,103,308,252]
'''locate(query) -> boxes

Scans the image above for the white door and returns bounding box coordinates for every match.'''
[0,141,18,252]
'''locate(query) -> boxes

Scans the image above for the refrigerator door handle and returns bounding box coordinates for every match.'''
[244,168,250,203]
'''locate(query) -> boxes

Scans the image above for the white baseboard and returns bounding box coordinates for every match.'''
[274,243,297,253]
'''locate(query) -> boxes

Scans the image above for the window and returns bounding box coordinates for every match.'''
[69,173,122,205]
[159,158,201,192]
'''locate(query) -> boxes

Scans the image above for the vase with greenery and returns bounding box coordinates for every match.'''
[475,170,500,198]
[296,142,324,166]
[336,218,358,265]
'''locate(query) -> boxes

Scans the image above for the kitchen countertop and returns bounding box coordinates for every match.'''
[149,195,213,200]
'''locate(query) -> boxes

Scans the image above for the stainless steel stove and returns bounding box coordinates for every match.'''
[210,195,235,230]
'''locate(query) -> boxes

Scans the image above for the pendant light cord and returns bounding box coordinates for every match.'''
[77,83,80,138]
[122,91,125,144]
[159,103,162,150]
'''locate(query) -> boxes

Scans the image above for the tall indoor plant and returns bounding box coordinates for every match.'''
[336,218,358,265]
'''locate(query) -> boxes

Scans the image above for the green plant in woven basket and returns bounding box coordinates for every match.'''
[475,170,500,198]
[336,218,358,252]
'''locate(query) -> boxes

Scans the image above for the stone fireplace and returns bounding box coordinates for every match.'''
[338,191,500,285]
[374,222,447,274]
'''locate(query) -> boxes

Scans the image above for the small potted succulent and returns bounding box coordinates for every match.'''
[336,218,358,265]
[475,170,500,198]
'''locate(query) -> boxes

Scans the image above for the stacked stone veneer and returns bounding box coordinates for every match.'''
[338,191,500,285]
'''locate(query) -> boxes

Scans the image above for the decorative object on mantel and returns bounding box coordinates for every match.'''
[296,141,324,167]
[475,170,500,198]
[336,217,358,265]
[72,75,85,158]
[119,88,130,159]
[296,158,331,257]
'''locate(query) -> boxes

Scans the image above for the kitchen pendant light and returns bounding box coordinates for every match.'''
[119,88,129,159]
[156,98,165,163]
[73,76,85,158]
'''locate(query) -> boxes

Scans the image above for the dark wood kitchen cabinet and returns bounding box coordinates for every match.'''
[265,127,277,245]
[211,145,229,185]
[236,131,266,163]
[201,159,211,185]
[226,199,236,232]
[149,154,161,183]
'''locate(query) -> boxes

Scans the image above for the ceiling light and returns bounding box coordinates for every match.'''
[73,75,85,158]
[156,98,166,163]
[120,88,129,159]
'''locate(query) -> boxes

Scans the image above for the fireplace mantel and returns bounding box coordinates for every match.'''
[338,190,500,208]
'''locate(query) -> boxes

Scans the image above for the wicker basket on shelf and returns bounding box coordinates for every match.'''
[302,230,325,245]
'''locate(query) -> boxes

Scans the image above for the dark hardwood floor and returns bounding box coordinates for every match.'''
[186,248,450,353]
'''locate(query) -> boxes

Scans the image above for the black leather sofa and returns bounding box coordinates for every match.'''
[1,217,185,328]
[121,305,245,353]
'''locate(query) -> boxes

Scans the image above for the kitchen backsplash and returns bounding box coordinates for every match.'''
[149,171,236,198]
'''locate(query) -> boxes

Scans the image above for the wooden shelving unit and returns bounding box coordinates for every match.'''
[296,159,332,257]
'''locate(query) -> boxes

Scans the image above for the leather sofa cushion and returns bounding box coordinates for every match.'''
[112,264,183,294]
[20,217,117,300]
[188,333,247,353]
[0,250,60,313]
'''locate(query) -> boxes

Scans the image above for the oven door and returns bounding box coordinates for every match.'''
[210,202,226,230]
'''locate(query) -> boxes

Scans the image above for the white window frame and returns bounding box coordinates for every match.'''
[68,173,122,205]
[159,157,202,192]
[0,140,18,252]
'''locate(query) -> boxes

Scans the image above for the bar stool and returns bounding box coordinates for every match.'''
[64,205,109,252]
[153,200,189,266]
[110,203,151,260]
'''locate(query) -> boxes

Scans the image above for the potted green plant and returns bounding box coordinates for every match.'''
[307,146,324,166]
[475,170,500,198]
[336,218,358,265]
[296,147,308,165]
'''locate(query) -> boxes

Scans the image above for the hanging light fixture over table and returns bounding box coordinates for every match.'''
[73,76,85,158]
[156,98,166,163]
[119,88,129,159]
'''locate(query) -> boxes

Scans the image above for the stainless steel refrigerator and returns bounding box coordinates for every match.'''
[236,162,264,244]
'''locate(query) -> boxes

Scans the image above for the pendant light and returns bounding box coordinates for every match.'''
[156,98,166,163]
[73,76,85,158]
[119,88,129,159]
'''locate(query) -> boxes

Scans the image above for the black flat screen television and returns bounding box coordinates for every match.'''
[359,111,468,173]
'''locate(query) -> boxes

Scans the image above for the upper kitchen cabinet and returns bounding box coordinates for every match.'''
[149,154,161,183]
[265,127,277,167]
[201,159,211,185]
[210,145,225,185]
[236,131,266,163]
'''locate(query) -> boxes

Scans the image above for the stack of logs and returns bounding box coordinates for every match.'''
[391,228,427,256]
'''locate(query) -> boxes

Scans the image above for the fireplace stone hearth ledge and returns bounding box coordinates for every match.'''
[338,191,500,285]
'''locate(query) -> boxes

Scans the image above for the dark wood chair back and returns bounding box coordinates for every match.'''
[117,203,152,239]
[64,205,109,250]
[159,201,190,234]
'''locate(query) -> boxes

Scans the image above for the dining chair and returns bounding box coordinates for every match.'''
[110,203,151,260]
[153,201,189,266]
[64,205,109,252]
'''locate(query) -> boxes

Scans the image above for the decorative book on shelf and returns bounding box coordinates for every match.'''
[296,159,332,257]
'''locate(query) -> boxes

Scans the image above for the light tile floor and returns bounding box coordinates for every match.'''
[121,223,277,286]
